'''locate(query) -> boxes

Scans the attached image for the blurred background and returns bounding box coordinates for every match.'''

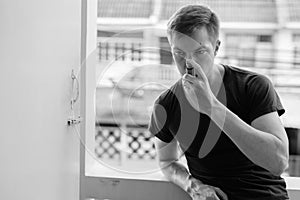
[93,0,300,177]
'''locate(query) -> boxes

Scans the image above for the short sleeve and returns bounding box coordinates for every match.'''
[247,75,285,123]
[148,98,174,143]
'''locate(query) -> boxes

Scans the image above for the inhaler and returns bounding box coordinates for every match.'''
[185,59,195,76]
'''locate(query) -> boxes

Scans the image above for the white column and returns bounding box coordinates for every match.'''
[216,30,226,63]
[274,29,294,69]
[274,0,294,69]
[143,28,161,64]
[0,0,82,199]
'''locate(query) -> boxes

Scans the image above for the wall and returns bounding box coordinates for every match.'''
[0,0,82,199]
[82,176,300,200]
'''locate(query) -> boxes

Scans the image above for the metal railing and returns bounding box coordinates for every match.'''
[97,42,300,89]
[95,122,156,165]
[95,123,300,177]
[289,155,300,176]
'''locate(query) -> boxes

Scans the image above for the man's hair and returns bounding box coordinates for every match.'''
[167,4,220,43]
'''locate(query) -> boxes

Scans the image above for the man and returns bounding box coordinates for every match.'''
[148,4,289,200]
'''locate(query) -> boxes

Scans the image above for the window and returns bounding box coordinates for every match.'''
[93,27,180,178]
[159,37,173,65]
[81,1,300,199]
[97,31,143,62]
[225,34,257,67]
[258,35,272,43]
[225,33,276,68]
[293,34,300,68]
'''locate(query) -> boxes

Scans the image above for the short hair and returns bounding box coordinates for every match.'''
[167,4,220,43]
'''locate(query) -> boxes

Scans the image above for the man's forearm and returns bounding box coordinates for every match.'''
[159,161,228,200]
[159,160,192,191]
[210,99,288,175]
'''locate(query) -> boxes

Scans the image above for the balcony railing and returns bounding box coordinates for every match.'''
[95,122,156,164]
[97,41,300,89]
[95,122,300,177]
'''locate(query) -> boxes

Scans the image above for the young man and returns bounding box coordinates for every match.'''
[149,4,289,200]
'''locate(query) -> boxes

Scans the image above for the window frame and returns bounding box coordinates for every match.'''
[80,1,300,200]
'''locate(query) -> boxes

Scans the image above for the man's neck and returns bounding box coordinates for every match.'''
[207,63,225,96]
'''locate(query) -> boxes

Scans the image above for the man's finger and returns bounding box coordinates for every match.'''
[186,59,207,81]
[182,74,197,84]
[183,73,197,80]
[213,187,228,200]
[206,195,220,200]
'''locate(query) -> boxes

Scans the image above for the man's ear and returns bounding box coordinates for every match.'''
[214,40,221,56]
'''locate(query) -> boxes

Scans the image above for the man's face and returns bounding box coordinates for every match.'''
[169,27,217,77]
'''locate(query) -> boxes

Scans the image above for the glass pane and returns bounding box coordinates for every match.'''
[92,0,300,180]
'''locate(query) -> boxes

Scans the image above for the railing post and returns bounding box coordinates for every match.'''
[119,122,127,166]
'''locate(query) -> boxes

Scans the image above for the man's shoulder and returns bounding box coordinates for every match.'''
[224,64,268,85]
[225,64,258,76]
[154,79,181,105]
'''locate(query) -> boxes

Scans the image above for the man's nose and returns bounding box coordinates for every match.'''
[185,53,193,60]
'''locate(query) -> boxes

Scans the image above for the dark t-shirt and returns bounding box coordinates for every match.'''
[149,64,289,200]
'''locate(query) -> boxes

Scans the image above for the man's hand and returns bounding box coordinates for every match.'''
[182,59,216,115]
[186,176,228,200]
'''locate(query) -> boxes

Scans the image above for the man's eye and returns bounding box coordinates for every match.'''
[174,51,185,57]
[196,50,206,54]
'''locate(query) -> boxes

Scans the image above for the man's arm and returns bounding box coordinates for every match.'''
[211,101,289,176]
[154,138,191,191]
[155,138,228,200]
